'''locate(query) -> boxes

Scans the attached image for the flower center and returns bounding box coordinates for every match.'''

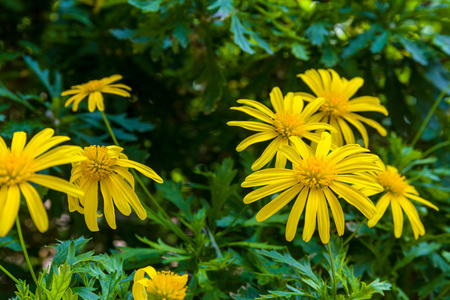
[146,271,187,300]
[377,167,408,196]
[273,112,304,138]
[320,91,350,117]
[294,156,336,189]
[0,151,35,186]
[84,80,103,93]
[80,146,116,181]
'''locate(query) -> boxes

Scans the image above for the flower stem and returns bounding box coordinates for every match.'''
[16,216,38,286]
[343,220,366,246]
[100,111,190,243]
[101,111,120,146]
[0,264,19,284]
[410,84,450,149]
[422,140,450,158]
[327,243,337,299]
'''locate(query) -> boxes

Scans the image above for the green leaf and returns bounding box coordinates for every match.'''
[208,0,234,19]
[0,235,21,251]
[348,278,391,299]
[156,180,194,220]
[231,14,255,54]
[0,81,34,110]
[51,236,91,266]
[62,289,79,300]
[320,46,339,67]
[433,34,450,56]
[44,263,73,300]
[14,280,34,300]
[371,30,389,53]
[305,22,329,46]
[394,242,441,270]
[23,56,62,99]
[291,43,309,60]
[199,251,236,271]
[71,287,100,300]
[136,236,187,254]
[173,24,192,48]
[398,37,428,66]
[128,0,161,12]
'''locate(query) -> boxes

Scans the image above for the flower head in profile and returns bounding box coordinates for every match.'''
[132,266,188,300]
[297,69,388,147]
[365,160,439,239]
[61,74,131,112]
[228,87,336,171]
[68,145,163,231]
[0,129,85,236]
[242,132,383,243]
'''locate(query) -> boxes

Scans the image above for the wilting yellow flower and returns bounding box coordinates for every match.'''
[242,132,382,244]
[0,129,85,236]
[365,160,439,239]
[227,87,336,171]
[61,74,131,112]
[68,145,163,231]
[132,266,188,300]
[297,69,388,147]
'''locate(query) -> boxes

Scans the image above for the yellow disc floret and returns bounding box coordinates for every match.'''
[320,91,350,117]
[80,146,116,181]
[145,271,188,300]
[377,166,408,196]
[83,80,104,92]
[0,150,35,186]
[295,156,337,189]
[273,112,305,138]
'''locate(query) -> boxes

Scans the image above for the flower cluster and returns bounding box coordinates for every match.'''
[229,68,438,243]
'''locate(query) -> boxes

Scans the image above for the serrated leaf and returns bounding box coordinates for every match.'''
[208,0,234,19]
[349,278,391,299]
[128,0,161,12]
[136,236,187,254]
[44,263,73,300]
[398,37,428,66]
[156,180,194,220]
[173,24,192,48]
[71,287,100,300]
[51,236,91,266]
[291,43,309,60]
[14,280,34,300]
[231,15,255,54]
[305,22,329,46]
[23,56,61,99]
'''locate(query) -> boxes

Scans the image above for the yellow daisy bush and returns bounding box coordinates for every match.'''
[132,266,188,300]
[228,87,336,171]
[61,74,131,112]
[360,159,439,239]
[68,145,163,231]
[297,69,388,147]
[242,132,383,244]
[0,129,85,236]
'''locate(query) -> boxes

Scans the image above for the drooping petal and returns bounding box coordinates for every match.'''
[398,196,425,239]
[83,180,100,231]
[29,174,84,197]
[255,184,303,221]
[100,179,116,229]
[251,136,283,171]
[391,198,404,238]
[317,190,330,244]
[110,174,147,220]
[330,181,375,219]
[19,182,48,233]
[404,193,439,211]
[104,177,132,216]
[367,193,391,228]
[115,159,163,183]
[285,186,308,241]
[323,188,345,236]
[0,185,20,237]
[235,131,278,152]
[302,188,319,242]
[243,180,298,204]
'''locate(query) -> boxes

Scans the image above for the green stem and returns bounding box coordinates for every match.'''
[0,263,19,284]
[422,140,450,158]
[101,111,190,243]
[101,111,120,146]
[343,220,366,246]
[435,284,450,300]
[16,216,38,286]
[216,206,247,238]
[410,84,450,149]
[327,243,337,299]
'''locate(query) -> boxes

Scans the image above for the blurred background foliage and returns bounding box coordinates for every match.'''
[0,0,449,299]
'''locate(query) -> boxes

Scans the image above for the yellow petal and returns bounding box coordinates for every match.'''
[317,190,330,244]
[352,113,387,136]
[405,193,439,211]
[300,97,325,120]
[391,198,404,238]
[315,132,332,157]
[255,184,302,222]
[29,174,84,197]
[289,136,313,159]
[243,168,295,187]
[342,115,369,148]
[235,131,278,152]
[285,187,308,241]
[230,106,273,124]
[330,181,375,219]
[100,179,116,229]
[101,87,131,98]
[0,136,7,152]
[88,92,96,112]
[294,92,315,102]
[19,182,48,233]
[398,196,425,239]
[114,167,135,189]
[104,177,132,216]
[133,266,157,300]
[302,188,318,242]
[11,132,27,153]
[83,180,99,231]
[323,188,345,236]
[115,159,163,183]
[367,193,391,228]
[243,179,297,204]
[251,136,283,171]
[110,174,147,220]
[0,185,20,237]
[278,144,301,166]
[344,77,364,99]
[269,87,284,114]
[226,121,274,132]
[236,99,275,118]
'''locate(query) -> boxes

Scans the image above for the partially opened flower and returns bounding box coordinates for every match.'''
[242,132,382,244]
[61,74,131,112]
[228,87,336,171]
[68,145,163,231]
[297,69,388,147]
[0,129,85,236]
[366,160,439,239]
[132,266,188,300]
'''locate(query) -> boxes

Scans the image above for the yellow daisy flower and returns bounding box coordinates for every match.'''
[227,87,336,171]
[61,74,131,112]
[0,129,85,236]
[242,132,382,244]
[297,69,388,147]
[132,266,188,300]
[68,145,163,231]
[366,160,439,239]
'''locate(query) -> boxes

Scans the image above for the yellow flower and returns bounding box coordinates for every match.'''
[297,69,388,147]
[68,145,163,231]
[242,132,382,244]
[61,74,131,112]
[366,160,439,239]
[0,129,85,236]
[227,87,336,171]
[132,266,188,300]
